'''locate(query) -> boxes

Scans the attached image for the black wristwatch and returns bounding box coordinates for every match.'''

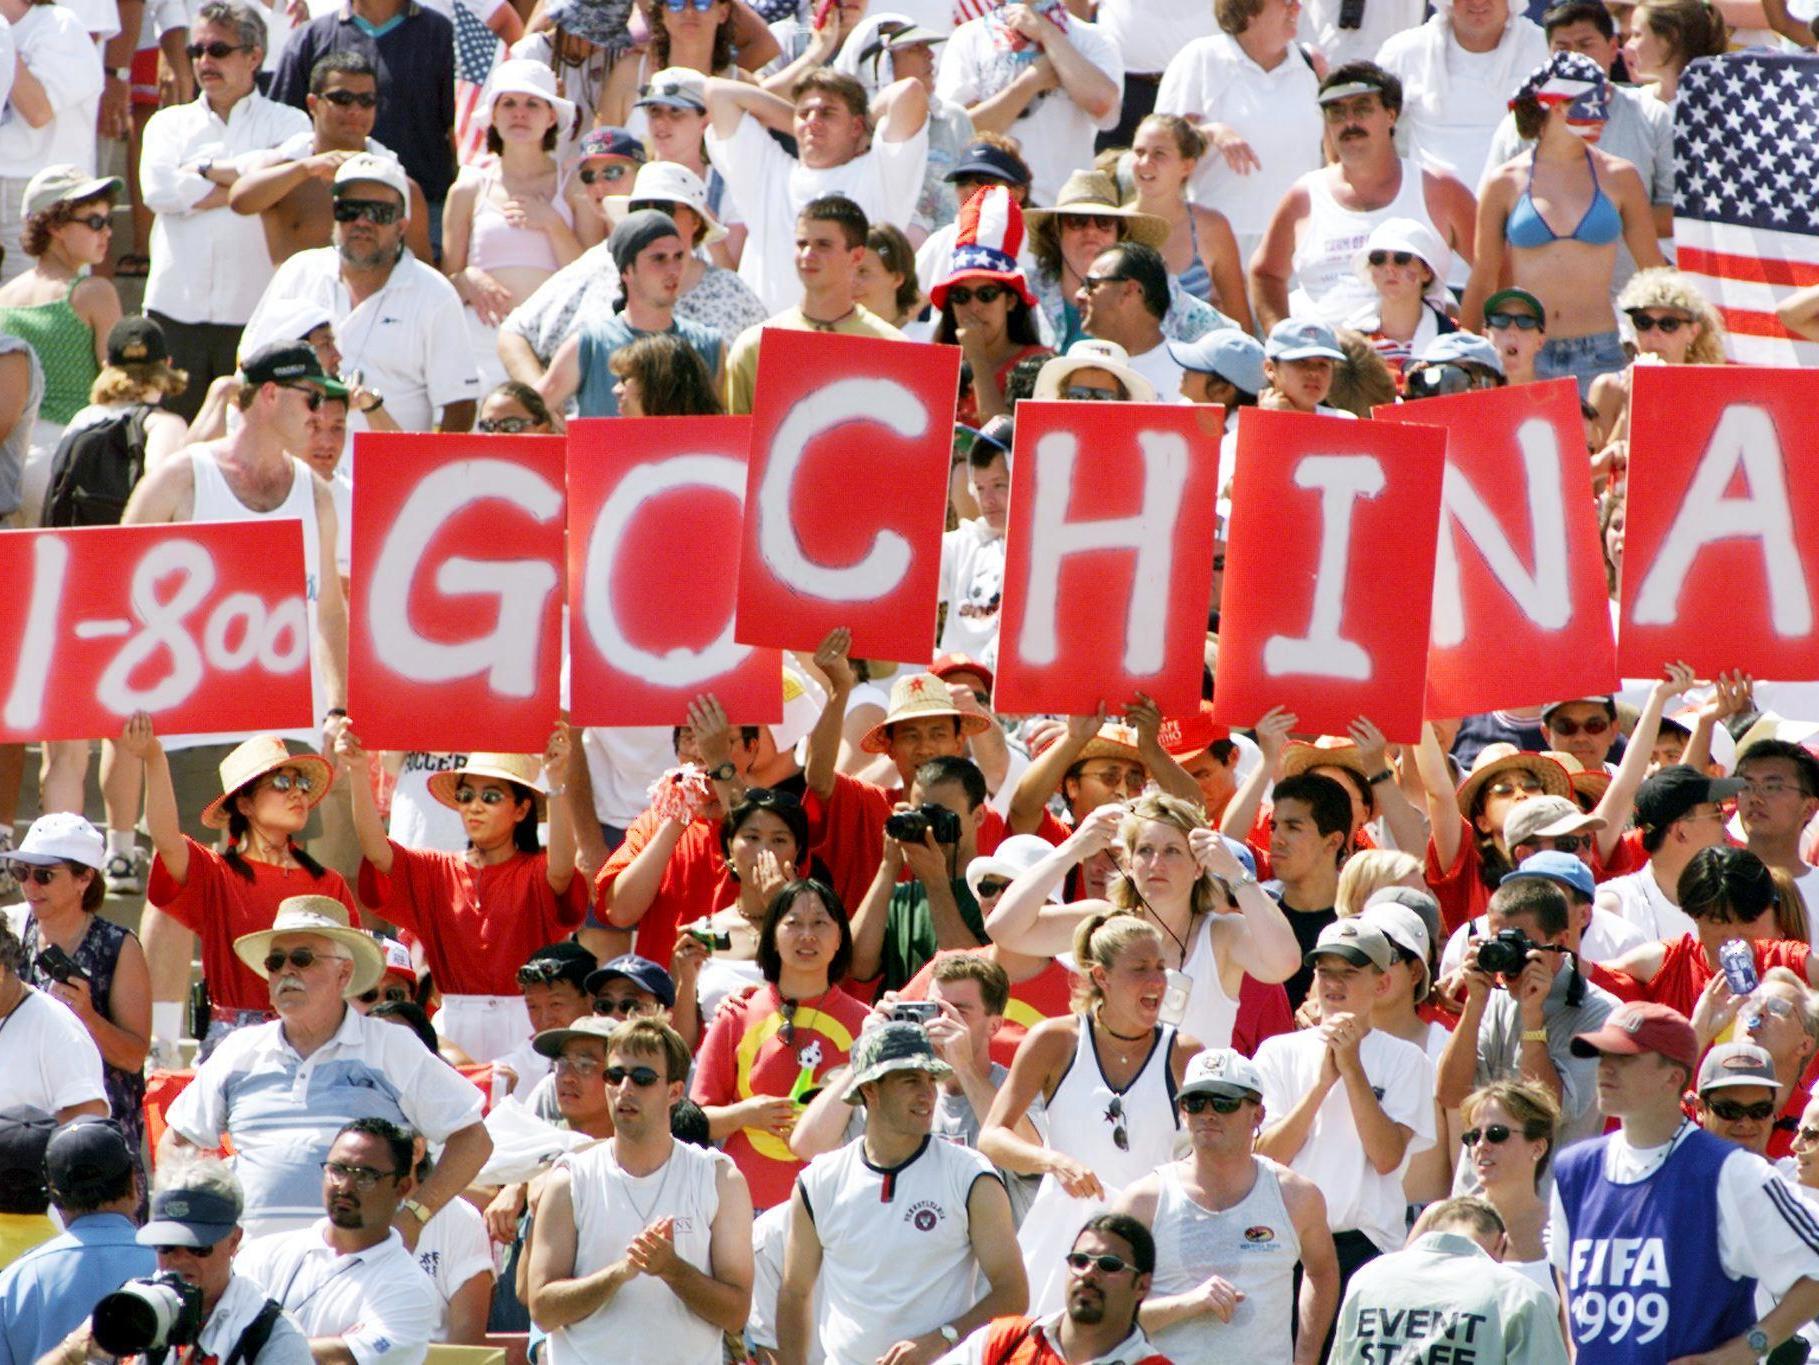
[1365,768,1395,785]
[706,761,737,782]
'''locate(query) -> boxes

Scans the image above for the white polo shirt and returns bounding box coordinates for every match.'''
[237,1221,439,1365]
[0,4,102,178]
[1297,0,1426,69]
[1094,0,1215,74]
[1593,866,1696,945]
[164,1005,485,1238]
[246,246,481,431]
[193,1273,313,1365]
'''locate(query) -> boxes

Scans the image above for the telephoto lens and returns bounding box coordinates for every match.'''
[91,1273,205,1354]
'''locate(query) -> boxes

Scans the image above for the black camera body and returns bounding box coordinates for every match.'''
[36,943,85,985]
[92,1272,205,1355]
[885,803,962,846]
[1476,928,1536,978]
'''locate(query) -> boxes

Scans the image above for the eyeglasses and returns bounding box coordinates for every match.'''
[593,996,645,1017]
[553,1053,605,1075]
[1547,715,1610,738]
[605,1064,661,1086]
[1059,214,1121,233]
[1486,310,1543,331]
[1064,385,1122,402]
[976,877,1011,898]
[1065,1251,1135,1275]
[1078,766,1144,790]
[321,1160,400,1190]
[6,864,62,886]
[320,89,379,108]
[1079,273,1127,293]
[186,40,247,58]
[1744,997,1797,1026]
[1105,1094,1128,1152]
[1628,312,1691,333]
[1367,249,1417,267]
[264,947,345,973]
[1180,1093,1247,1115]
[578,164,634,185]
[279,385,325,412]
[333,198,403,225]
[1742,779,1809,798]
[947,284,1006,307]
[1461,1123,1515,1146]
[455,785,510,806]
[154,1243,217,1257]
[1406,362,1499,398]
[357,983,410,1005]
[663,0,718,10]
[70,214,112,233]
[477,416,537,433]
[1706,1098,1777,1122]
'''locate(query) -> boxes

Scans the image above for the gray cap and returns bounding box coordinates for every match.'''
[841,1022,952,1104]
[1696,1040,1777,1095]
[1306,917,1394,971]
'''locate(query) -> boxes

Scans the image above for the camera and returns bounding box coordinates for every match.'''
[1475,928,1536,978]
[686,924,732,951]
[891,1001,941,1025]
[92,1272,204,1355]
[885,803,961,846]
[36,943,85,985]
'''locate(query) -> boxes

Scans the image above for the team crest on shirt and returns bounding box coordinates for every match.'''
[1241,1225,1283,1251]
[905,1199,946,1232]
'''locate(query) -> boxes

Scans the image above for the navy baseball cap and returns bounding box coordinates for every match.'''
[240,340,328,388]
[45,1119,134,1198]
[945,142,1032,187]
[1502,849,1596,902]
[0,1107,55,1209]
[1634,764,1744,831]
[585,954,676,1008]
[578,126,647,163]
[1169,329,1267,395]
[138,1181,242,1248]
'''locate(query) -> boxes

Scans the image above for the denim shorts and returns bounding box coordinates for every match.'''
[1535,329,1630,397]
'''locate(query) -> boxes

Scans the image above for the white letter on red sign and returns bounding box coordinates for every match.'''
[757,378,927,601]
[1633,405,1810,634]
[584,454,751,688]
[1265,455,1384,680]
[3,537,68,731]
[369,459,563,697]
[1431,417,1572,647]
[1018,428,1188,674]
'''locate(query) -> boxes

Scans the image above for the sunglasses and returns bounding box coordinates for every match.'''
[320,1160,399,1190]
[1628,312,1690,333]
[1796,1126,1819,1145]
[477,416,536,433]
[1105,1094,1128,1152]
[1180,1093,1247,1115]
[154,1243,217,1257]
[605,1064,661,1086]
[70,214,112,233]
[357,983,410,1005]
[320,88,378,108]
[333,198,403,225]
[6,863,63,886]
[578,165,635,185]
[186,40,246,58]
[1461,1124,1516,1146]
[1079,273,1127,293]
[663,0,718,9]
[1706,1098,1777,1122]
[1547,715,1610,737]
[1367,249,1417,267]
[947,284,1006,307]
[976,877,1011,898]
[640,82,702,105]
[780,997,800,1045]
[593,996,645,1017]
[455,785,511,806]
[1539,834,1590,854]
[1065,1251,1135,1275]
[1064,385,1122,402]
[1060,214,1121,233]
[1406,363,1494,398]
[633,199,681,218]
[264,947,343,973]
[1486,310,1543,331]
[280,385,326,411]
[518,960,575,987]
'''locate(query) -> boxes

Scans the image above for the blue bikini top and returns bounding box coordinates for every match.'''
[1506,146,1623,249]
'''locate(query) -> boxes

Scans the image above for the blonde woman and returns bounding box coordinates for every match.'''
[1460,1079,1561,1297]
[1336,849,1426,918]
[1588,266,1726,457]
[979,912,1201,1314]
[987,793,1301,1050]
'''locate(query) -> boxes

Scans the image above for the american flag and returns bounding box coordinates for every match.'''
[452,0,503,168]
[1672,51,1819,366]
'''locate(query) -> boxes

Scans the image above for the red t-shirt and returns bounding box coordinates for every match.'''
[1585,959,1645,1002]
[1641,934,1812,1018]
[358,841,586,995]
[806,771,1011,915]
[593,812,736,967]
[689,981,871,1210]
[149,839,358,1012]
[899,951,1080,1069]
[1599,828,1646,880]
[973,1317,1168,1365]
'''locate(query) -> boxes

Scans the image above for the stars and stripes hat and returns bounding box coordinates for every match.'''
[1511,50,1611,122]
[931,185,1036,311]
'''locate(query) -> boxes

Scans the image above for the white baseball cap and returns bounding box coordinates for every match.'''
[12,813,106,872]
[333,153,411,214]
[1178,1047,1264,1101]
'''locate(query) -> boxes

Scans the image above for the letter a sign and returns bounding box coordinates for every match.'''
[1620,366,1819,678]
[1213,409,1446,742]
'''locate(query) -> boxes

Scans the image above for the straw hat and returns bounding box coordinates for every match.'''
[860,673,992,754]
[1543,749,1612,806]
[201,737,333,831]
[1039,722,1142,766]
[1280,737,1370,783]
[428,753,548,816]
[1025,170,1168,249]
[1454,743,1573,820]
[233,895,385,998]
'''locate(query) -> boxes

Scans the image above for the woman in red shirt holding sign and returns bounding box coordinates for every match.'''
[339,721,586,1064]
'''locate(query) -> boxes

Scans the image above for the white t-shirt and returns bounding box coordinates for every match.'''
[581,726,676,831]
[1297,0,1426,69]
[1253,1025,1436,1254]
[1793,866,1819,949]
[0,987,106,1116]
[1124,338,1185,403]
[237,1222,440,1365]
[0,4,102,178]
[938,518,1006,668]
[705,113,929,314]
[1094,0,1215,74]
[1593,866,1696,945]
[935,13,1124,205]
[414,1197,495,1343]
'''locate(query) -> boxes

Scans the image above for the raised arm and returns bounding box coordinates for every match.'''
[1218,704,1295,843]
[1008,709,1102,834]
[116,713,187,882]
[332,720,394,875]
[703,74,796,140]
[1127,693,1204,806]
[1413,721,1464,874]
[544,722,579,895]
[1349,715,1428,855]
[1590,662,1693,863]
[983,806,1124,956]
[802,628,856,801]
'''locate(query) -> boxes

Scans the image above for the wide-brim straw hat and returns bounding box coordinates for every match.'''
[1543,749,1612,806]
[201,737,333,831]
[1024,170,1169,250]
[1454,743,1573,820]
[860,673,992,754]
[1031,338,1156,402]
[1280,738,1370,783]
[428,753,549,817]
[233,895,384,998]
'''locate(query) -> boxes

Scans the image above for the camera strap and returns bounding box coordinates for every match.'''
[223,1299,286,1365]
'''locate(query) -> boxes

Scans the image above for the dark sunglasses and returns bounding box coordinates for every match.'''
[1066,1251,1135,1275]
[947,284,1006,307]
[70,214,112,233]
[477,416,536,433]
[1539,834,1590,854]
[357,983,411,1005]
[1106,1094,1128,1152]
[280,385,325,411]
[633,199,680,218]
[455,785,510,806]
[1180,1093,1247,1115]
[663,0,717,10]
[1461,1123,1515,1146]
[578,165,634,185]
[518,960,574,987]
[1486,310,1542,331]
[1547,715,1609,737]
[261,768,318,792]
[1628,312,1690,333]
[743,786,802,806]
[593,996,645,1017]
[1060,214,1121,233]
[1367,249,1417,267]
[1079,273,1127,293]
[264,947,339,973]
[333,198,403,225]
[1064,384,1122,402]
[1707,1098,1777,1122]
[154,1243,217,1257]
[320,88,378,108]
[7,863,62,885]
[976,877,1011,898]
[1407,362,1496,399]
[605,1064,662,1086]
[186,40,247,58]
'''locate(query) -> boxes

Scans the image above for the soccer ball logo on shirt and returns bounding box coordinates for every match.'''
[907,1200,945,1232]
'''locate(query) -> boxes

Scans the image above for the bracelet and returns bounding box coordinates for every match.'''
[1365,768,1395,785]
[1521,1028,1548,1043]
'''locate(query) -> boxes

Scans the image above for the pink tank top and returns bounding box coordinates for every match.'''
[467,167,575,273]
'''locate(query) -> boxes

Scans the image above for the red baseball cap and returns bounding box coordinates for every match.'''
[1569,1000,1698,1073]
[930,653,994,696]
[1158,701,1228,758]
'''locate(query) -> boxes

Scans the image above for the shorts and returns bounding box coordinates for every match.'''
[131,47,160,108]
[1535,329,1629,398]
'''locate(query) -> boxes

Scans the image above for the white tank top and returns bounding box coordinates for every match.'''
[1290,157,1446,326]
[550,1139,728,1365]
[1178,914,1239,1050]
[1149,1158,1301,1365]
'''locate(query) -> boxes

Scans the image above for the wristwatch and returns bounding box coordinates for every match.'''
[108,66,131,80]
[938,1325,960,1347]
[1747,1327,1771,1358]
[401,1198,432,1225]
[1365,768,1395,785]
[706,761,738,782]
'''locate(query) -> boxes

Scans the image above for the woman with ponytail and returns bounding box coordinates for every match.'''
[980,911,1201,1315]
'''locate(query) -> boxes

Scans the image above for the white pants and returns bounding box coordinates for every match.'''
[437,992,532,1063]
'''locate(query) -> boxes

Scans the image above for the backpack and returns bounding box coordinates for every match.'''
[43,404,153,527]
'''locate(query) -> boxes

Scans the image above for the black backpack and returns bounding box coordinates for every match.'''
[43,404,153,527]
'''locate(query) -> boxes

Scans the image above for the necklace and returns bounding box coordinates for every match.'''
[619,1142,677,1227]
[1095,1009,1150,1066]
[805,304,856,332]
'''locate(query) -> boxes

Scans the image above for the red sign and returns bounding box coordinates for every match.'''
[349,432,566,752]
[1619,366,1819,678]
[993,400,1223,716]
[568,417,781,726]
[1212,409,1446,743]
[733,330,961,660]
[0,521,313,742]
[1376,380,1617,718]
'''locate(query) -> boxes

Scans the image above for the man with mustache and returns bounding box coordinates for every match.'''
[1250,62,1476,332]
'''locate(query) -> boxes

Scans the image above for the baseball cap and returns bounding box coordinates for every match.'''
[1156,702,1230,759]
[45,1119,135,1199]
[22,164,122,218]
[332,152,410,206]
[578,126,647,163]
[1570,1000,1698,1073]
[841,1021,952,1103]
[1265,318,1345,363]
[1416,331,1505,375]
[377,937,415,984]
[584,954,676,1008]
[0,1107,55,1210]
[240,340,328,388]
[1540,695,1616,724]
[105,316,170,368]
[531,1013,621,1059]
[1634,764,1745,832]
[1178,1047,1263,1101]
[1484,287,1546,325]
[1168,329,1267,395]
[10,812,106,871]
[1503,849,1597,902]
[1360,901,1430,965]
[946,141,1032,186]
[1362,886,1442,956]
[1503,795,1605,848]
[137,1179,242,1249]
[1696,1040,1778,1095]
[1306,918,1394,971]
[636,67,707,111]
[930,652,994,696]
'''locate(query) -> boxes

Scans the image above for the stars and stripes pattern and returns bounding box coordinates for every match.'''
[1671,50,1819,366]
[452,0,503,168]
